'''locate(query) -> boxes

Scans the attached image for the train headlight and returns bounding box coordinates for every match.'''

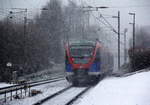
[79,65,83,69]
[71,58,75,62]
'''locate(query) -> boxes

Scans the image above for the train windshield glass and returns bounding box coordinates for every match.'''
[70,46,94,58]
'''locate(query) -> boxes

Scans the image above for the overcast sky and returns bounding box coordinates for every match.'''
[1,0,150,39]
[0,0,150,25]
[0,0,150,46]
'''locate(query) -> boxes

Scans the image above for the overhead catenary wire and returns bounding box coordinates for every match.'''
[98,11,118,33]
[80,1,119,45]
[92,15,124,44]
[80,0,150,8]
[109,5,150,8]
[81,0,117,32]
[91,12,113,30]
[81,0,125,46]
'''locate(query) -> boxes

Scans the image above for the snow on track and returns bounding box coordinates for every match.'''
[4,80,70,105]
[78,70,150,105]
[0,83,14,88]
[43,87,86,105]
[0,78,65,102]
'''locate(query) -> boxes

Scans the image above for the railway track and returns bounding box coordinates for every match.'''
[65,87,91,105]
[32,86,91,105]
[0,75,64,91]
[0,75,65,102]
[33,86,73,105]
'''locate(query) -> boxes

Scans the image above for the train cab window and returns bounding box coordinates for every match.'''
[69,46,94,64]
[70,46,94,58]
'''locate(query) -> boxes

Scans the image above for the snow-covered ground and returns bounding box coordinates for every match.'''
[78,70,150,105]
[43,87,86,105]
[3,69,150,105]
[0,83,14,88]
[2,80,70,105]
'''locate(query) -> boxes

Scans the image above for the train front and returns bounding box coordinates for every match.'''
[65,41,101,85]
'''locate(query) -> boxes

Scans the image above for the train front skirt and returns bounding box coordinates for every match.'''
[66,69,101,85]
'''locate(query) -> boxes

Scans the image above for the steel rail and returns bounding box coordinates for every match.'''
[0,75,64,90]
[65,87,91,105]
[0,77,65,95]
[32,86,73,105]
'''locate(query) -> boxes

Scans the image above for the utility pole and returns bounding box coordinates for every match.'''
[124,28,128,64]
[23,8,27,69]
[24,9,27,41]
[117,11,121,70]
[129,13,136,71]
[111,11,121,71]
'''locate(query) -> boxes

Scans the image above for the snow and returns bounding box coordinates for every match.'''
[78,70,150,105]
[0,83,14,88]
[3,70,150,105]
[3,80,70,105]
[43,87,86,105]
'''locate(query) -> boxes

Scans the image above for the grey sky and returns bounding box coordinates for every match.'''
[0,0,149,46]
[0,0,149,49]
[0,0,150,25]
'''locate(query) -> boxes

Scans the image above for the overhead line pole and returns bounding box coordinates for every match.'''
[118,11,120,70]
[24,9,27,42]
[112,11,121,71]
[124,28,128,64]
[129,12,136,71]
[23,8,27,70]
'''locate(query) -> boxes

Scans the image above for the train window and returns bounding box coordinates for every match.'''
[70,46,94,58]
